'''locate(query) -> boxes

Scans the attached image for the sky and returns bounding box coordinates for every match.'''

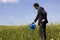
[0,0,60,25]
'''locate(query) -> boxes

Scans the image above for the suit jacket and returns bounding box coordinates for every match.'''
[34,7,48,24]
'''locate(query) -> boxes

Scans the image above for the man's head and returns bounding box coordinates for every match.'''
[33,3,39,9]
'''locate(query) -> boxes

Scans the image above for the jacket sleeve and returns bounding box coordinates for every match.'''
[44,12,48,23]
[34,9,40,22]
[34,13,39,22]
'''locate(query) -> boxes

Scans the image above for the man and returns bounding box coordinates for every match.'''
[32,3,48,40]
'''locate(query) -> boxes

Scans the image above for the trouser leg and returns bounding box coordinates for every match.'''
[39,23,47,40]
[43,24,47,40]
[39,23,44,39]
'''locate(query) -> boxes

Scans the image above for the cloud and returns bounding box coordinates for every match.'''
[0,0,20,3]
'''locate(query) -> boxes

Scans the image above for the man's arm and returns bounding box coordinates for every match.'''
[41,10,48,23]
[34,8,41,22]
[44,12,48,23]
[34,13,39,22]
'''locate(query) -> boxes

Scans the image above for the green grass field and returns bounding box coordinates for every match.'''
[0,24,60,40]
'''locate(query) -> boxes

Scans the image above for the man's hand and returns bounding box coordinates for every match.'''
[42,19,45,22]
[32,22,35,24]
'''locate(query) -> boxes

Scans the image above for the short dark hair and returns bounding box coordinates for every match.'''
[33,3,39,7]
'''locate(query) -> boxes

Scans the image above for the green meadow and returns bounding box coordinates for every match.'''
[0,24,60,40]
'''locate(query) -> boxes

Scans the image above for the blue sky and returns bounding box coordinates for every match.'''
[0,0,60,25]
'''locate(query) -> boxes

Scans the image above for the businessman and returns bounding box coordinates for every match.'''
[32,3,48,40]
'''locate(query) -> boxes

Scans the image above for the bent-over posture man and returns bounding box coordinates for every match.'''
[32,3,48,40]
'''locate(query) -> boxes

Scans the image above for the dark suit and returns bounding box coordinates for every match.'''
[34,7,48,40]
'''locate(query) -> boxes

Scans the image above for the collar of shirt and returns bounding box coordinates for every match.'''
[38,6,41,10]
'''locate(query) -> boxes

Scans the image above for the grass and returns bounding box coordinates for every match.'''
[0,24,60,40]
